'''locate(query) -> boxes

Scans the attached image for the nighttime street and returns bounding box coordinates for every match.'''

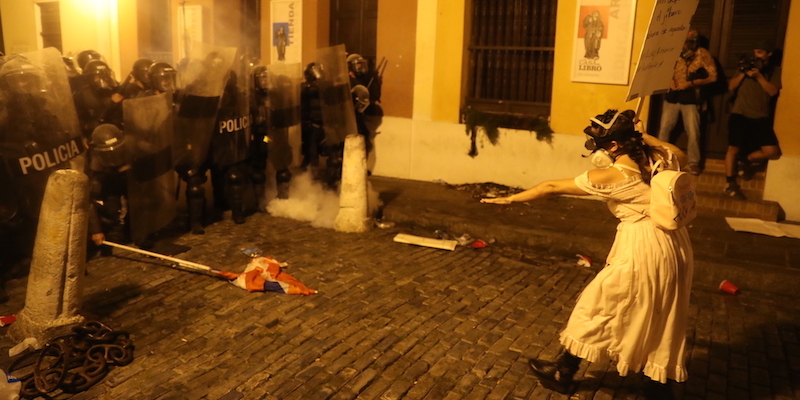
[2,176,799,400]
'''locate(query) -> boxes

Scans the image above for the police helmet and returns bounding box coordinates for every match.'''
[346,53,368,75]
[351,85,370,113]
[147,62,177,93]
[0,55,48,97]
[304,62,322,82]
[252,65,268,91]
[83,60,119,93]
[91,124,128,168]
[131,58,154,85]
[77,49,104,71]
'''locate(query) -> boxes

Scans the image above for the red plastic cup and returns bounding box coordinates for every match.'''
[719,280,740,295]
[471,239,488,249]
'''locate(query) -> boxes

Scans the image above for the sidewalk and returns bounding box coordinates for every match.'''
[371,176,800,297]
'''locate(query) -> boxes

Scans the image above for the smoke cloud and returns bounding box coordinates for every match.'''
[266,171,382,229]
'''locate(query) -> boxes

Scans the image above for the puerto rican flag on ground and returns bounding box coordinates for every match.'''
[229,256,317,295]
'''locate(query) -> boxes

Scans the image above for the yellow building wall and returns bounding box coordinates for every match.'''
[0,0,38,55]
[773,1,800,157]
[376,0,417,118]
[430,1,465,122]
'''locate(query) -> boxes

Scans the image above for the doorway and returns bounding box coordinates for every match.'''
[648,0,790,160]
[329,0,378,65]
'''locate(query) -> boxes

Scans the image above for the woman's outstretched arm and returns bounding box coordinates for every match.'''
[481,178,589,204]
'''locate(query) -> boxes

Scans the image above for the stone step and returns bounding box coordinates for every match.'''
[691,158,780,220]
[695,190,782,221]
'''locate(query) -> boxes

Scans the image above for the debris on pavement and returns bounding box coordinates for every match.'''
[719,279,740,295]
[0,315,16,328]
[576,254,592,268]
[455,233,472,246]
[240,247,263,258]
[394,233,458,251]
[375,220,396,229]
[471,239,488,249]
[8,337,39,357]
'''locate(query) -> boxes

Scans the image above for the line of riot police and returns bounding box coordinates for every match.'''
[0,44,383,303]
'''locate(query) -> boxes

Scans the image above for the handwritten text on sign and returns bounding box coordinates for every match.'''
[626,0,699,101]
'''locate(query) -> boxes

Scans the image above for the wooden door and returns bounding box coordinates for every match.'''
[330,0,378,63]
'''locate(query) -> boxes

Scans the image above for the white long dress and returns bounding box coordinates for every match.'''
[559,160,694,384]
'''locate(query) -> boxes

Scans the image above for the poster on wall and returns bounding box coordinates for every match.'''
[626,0,700,101]
[571,0,637,85]
[270,0,303,64]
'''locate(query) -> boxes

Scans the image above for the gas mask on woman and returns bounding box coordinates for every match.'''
[589,149,616,169]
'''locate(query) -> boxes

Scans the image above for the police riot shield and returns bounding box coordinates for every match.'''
[123,92,177,243]
[267,62,302,172]
[210,53,251,168]
[0,48,85,219]
[315,45,357,147]
[174,43,237,169]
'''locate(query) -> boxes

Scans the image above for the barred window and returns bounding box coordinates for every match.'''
[464,0,557,119]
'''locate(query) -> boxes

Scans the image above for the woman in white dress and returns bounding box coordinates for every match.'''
[481,109,693,398]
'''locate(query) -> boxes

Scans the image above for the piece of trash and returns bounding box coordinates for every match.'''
[9,337,41,358]
[576,254,592,268]
[375,220,395,229]
[471,239,488,249]
[456,234,472,246]
[434,230,449,240]
[241,247,263,258]
[719,280,740,295]
[394,233,458,251]
[0,315,16,327]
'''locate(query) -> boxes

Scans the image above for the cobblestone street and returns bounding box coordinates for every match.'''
[2,210,799,400]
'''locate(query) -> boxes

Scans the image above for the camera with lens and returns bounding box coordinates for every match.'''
[738,55,762,73]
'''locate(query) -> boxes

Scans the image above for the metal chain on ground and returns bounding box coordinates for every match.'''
[7,320,134,398]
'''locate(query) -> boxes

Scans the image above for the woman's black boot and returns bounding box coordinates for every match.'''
[528,350,581,394]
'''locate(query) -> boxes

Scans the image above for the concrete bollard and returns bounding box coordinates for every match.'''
[334,134,371,233]
[8,169,89,343]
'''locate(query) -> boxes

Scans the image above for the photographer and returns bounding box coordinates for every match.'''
[723,40,782,200]
[657,30,717,175]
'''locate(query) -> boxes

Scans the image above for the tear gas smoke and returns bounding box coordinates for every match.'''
[267,171,382,229]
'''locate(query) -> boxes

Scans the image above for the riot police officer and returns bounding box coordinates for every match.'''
[250,64,270,211]
[71,49,105,94]
[116,58,154,100]
[73,59,121,141]
[209,68,251,224]
[87,124,130,251]
[0,51,84,301]
[300,62,324,169]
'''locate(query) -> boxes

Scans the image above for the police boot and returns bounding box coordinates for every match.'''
[252,183,266,212]
[276,169,292,200]
[187,184,206,235]
[528,350,581,395]
[227,169,246,225]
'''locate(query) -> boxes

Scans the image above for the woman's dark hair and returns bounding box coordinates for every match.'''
[595,109,666,185]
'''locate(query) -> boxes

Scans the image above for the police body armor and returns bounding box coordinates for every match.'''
[209,55,252,223]
[122,92,177,243]
[267,62,302,199]
[0,49,85,220]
